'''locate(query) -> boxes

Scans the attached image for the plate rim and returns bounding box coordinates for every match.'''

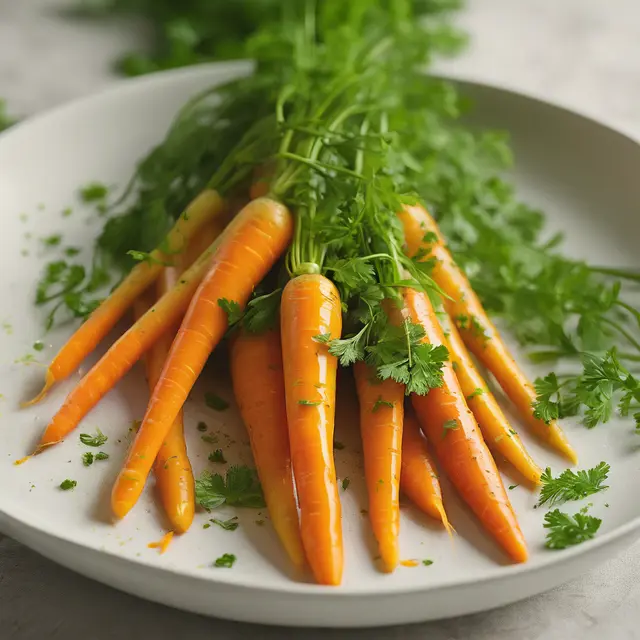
[1,61,639,598]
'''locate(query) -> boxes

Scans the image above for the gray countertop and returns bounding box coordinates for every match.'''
[1,1,640,638]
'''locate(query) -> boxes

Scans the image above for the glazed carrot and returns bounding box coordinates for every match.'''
[281,273,343,586]
[405,287,528,563]
[111,198,293,519]
[37,198,289,453]
[353,361,403,573]
[230,329,305,568]
[400,407,451,530]
[443,317,543,485]
[25,189,225,406]
[398,204,577,464]
[133,268,195,534]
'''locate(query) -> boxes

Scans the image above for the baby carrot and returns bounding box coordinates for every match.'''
[405,287,528,563]
[134,267,195,534]
[111,198,293,519]
[36,228,224,451]
[25,189,225,405]
[400,407,451,530]
[281,273,343,586]
[443,317,543,485]
[353,362,403,573]
[230,328,305,568]
[398,204,577,464]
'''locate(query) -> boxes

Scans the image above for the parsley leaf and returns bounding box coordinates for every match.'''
[243,289,281,333]
[538,462,610,507]
[544,508,602,549]
[59,479,77,491]
[214,553,237,568]
[217,298,243,327]
[79,429,108,447]
[82,452,94,467]
[367,320,448,395]
[442,419,458,435]
[211,516,239,531]
[205,392,229,412]
[298,399,321,406]
[372,397,394,412]
[195,465,266,510]
[466,387,484,401]
[209,449,227,464]
[95,452,109,461]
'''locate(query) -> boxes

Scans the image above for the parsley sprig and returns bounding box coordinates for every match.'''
[195,465,266,510]
[544,508,602,550]
[538,462,610,507]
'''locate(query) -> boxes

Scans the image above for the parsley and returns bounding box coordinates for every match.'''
[126,250,171,266]
[367,320,449,395]
[313,333,332,343]
[201,434,218,444]
[195,465,266,510]
[213,553,237,568]
[243,289,281,333]
[82,452,94,467]
[95,452,109,461]
[79,429,108,447]
[197,421,208,432]
[333,441,345,450]
[342,478,350,491]
[298,399,321,406]
[209,449,227,464]
[422,559,434,566]
[538,462,610,507]
[326,324,369,367]
[79,182,108,203]
[204,392,229,412]
[442,419,458,435]
[32,341,45,352]
[372,397,394,412]
[544,508,602,549]
[42,234,62,247]
[466,387,484,401]
[64,247,81,257]
[0,99,16,131]
[211,517,239,531]
[508,484,519,490]
[217,299,243,327]
[59,479,77,491]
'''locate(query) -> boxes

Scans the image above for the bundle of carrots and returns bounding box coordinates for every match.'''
[23,0,578,585]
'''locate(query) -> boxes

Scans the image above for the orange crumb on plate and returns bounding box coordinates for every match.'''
[148,531,174,554]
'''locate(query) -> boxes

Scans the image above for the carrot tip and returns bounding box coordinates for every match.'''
[21,370,55,408]
[111,500,133,520]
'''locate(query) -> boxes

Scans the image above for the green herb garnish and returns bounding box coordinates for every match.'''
[539,462,609,507]
[79,429,108,447]
[195,465,266,510]
[59,479,77,491]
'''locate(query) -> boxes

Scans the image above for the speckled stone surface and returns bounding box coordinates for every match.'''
[1,1,640,638]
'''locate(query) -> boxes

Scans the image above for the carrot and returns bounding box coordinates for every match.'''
[443,317,543,485]
[36,228,223,451]
[133,267,195,534]
[353,361,403,573]
[25,189,226,406]
[230,329,306,568]
[405,287,528,563]
[111,198,293,519]
[37,197,289,454]
[280,273,343,586]
[400,407,451,530]
[398,204,577,464]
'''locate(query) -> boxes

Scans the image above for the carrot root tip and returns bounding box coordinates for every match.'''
[21,370,56,408]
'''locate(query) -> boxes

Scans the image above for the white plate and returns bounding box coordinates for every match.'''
[0,62,639,628]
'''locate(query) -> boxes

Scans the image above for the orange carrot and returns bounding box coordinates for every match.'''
[405,287,528,563]
[25,189,226,405]
[36,226,224,452]
[400,407,451,530]
[230,329,305,568]
[111,198,293,519]
[443,317,542,485]
[280,273,343,586]
[133,267,195,534]
[398,204,577,464]
[353,361,403,573]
